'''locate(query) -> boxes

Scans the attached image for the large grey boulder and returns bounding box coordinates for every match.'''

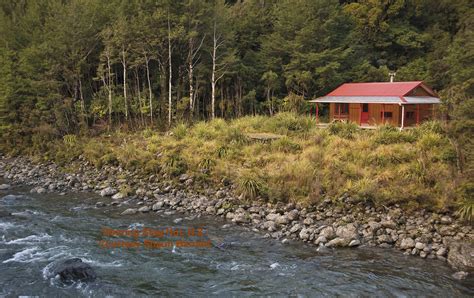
[100,187,117,197]
[448,241,474,271]
[51,258,96,283]
[0,184,11,190]
[319,226,336,240]
[400,237,416,250]
[326,237,351,247]
[121,208,138,215]
[336,223,359,240]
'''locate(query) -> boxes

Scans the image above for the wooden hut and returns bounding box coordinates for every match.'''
[309,81,440,128]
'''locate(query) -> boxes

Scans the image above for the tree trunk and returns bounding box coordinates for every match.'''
[211,26,217,119]
[267,86,272,116]
[78,78,86,124]
[168,16,172,127]
[122,47,128,121]
[189,58,194,117]
[135,68,144,127]
[106,52,112,127]
[144,53,153,125]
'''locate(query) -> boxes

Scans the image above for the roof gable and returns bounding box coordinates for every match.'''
[327,81,429,97]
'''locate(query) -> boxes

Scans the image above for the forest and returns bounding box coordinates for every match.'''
[0,0,472,132]
[0,0,472,214]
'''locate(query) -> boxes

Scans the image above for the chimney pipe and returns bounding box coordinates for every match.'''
[389,72,396,83]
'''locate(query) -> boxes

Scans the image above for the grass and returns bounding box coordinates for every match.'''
[9,112,469,214]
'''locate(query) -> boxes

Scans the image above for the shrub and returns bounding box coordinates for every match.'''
[144,159,161,174]
[455,183,474,222]
[271,136,301,153]
[346,178,378,200]
[172,123,188,140]
[162,151,187,176]
[198,157,216,171]
[373,125,416,144]
[119,184,133,196]
[223,127,248,145]
[236,171,266,200]
[327,121,359,139]
[215,146,228,158]
[265,112,314,134]
[83,139,113,168]
[63,134,77,146]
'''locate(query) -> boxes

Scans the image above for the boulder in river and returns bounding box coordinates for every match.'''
[447,241,474,271]
[0,184,11,190]
[121,208,138,215]
[52,258,97,283]
[0,209,12,217]
[100,187,117,197]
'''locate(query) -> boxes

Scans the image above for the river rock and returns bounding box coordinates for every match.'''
[215,190,226,199]
[266,213,280,222]
[349,239,361,247]
[400,237,416,249]
[320,226,336,240]
[0,209,12,217]
[100,187,117,197]
[415,242,425,250]
[336,223,359,240]
[51,258,96,283]
[37,187,46,194]
[452,271,468,280]
[121,208,138,215]
[232,213,249,224]
[287,209,299,221]
[326,237,351,247]
[314,236,327,245]
[447,241,474,271]
[152,202,164,211]
[0,184,10,190]
[299,228,310,240]
[440,216,453,224]
[112,192,126,200]
[275,215,290,225]
[290,223,302,234]
[436,247,447,257]
[138,206,151,213]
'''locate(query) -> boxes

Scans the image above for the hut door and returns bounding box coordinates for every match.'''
[361,104,369,124]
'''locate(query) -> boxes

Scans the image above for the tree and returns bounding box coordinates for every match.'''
[261,70,278,115]
[209,0,235,119]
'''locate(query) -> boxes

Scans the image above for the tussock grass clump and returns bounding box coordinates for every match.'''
[271,136,301,153]
[172,123,188,140]
[373,125,416,144]
[327,121,359,139]
[236,170,267,200]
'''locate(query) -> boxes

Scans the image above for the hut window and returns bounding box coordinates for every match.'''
[381,111,393,118]
[335,103,349,115]
[406,111,415,119]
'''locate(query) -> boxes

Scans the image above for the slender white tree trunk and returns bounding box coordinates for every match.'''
[122,47,128,121]
[211,22,217,120]
[189,58,194,114]
[144,53,153,124]
[106,51,112,126]
[168,16,172,127]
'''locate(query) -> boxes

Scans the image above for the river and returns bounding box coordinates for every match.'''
[0,184,473,296]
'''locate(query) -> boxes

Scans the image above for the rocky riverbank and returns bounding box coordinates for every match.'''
[1,155,473,278]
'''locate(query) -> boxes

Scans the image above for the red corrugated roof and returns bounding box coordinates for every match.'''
[328,81,424,96]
